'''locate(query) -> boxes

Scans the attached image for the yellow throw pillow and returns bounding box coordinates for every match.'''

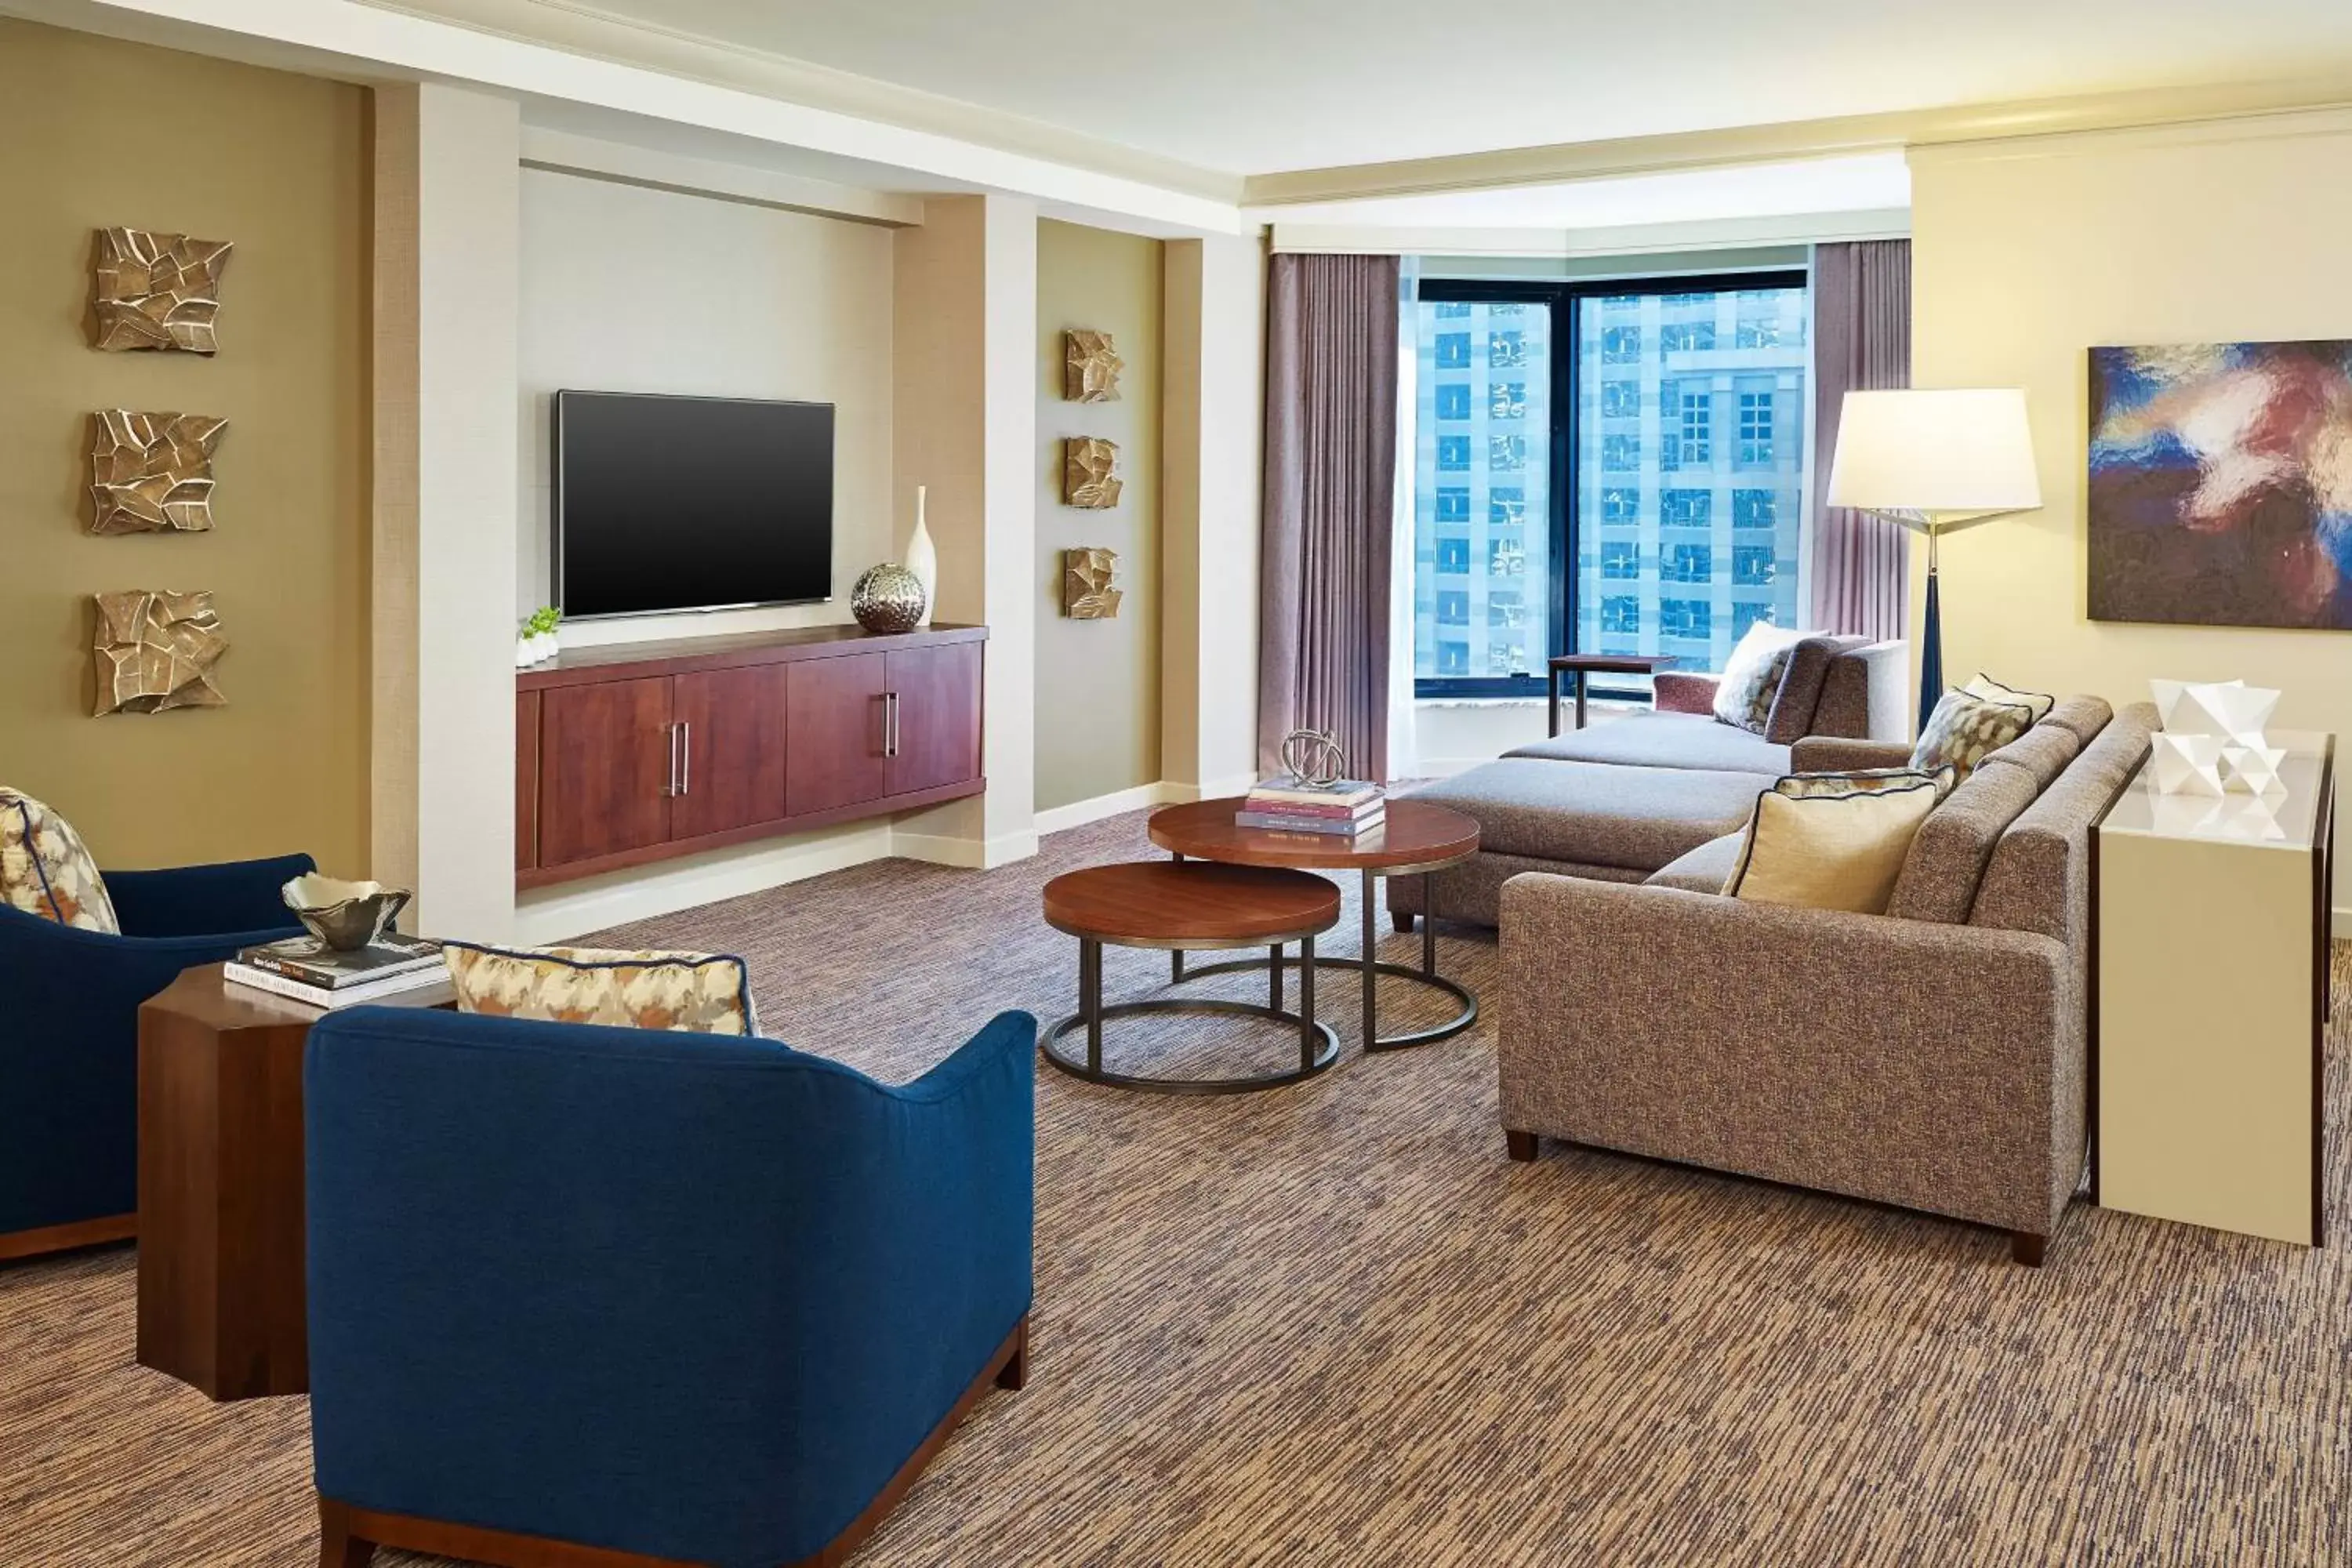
[443,943,758,1035]
[1724,779,1941,913]
[0,787,118,933]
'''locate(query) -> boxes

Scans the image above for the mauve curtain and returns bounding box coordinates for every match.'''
[1809,239,1912,641]
[1259,253,1401,783]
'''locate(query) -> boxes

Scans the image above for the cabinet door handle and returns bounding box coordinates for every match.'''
[884,691,899,758]
[677,720,691,796]
[661,721,680,797]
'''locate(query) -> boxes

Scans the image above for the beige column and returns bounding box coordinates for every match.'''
[372,82,521,938]
[891,194,1040,866]
[1160,234,1266,800]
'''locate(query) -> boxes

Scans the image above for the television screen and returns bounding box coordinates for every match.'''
[554,391,834,619]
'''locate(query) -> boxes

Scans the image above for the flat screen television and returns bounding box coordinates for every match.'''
[553,390,834,619]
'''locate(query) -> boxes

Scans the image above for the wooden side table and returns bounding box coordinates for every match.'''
[1546,654,1679,736]
[136,964,452,1401]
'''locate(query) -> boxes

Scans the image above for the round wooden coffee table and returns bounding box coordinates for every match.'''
[1040,861,1342,1094]
[1146,797,1482,1051]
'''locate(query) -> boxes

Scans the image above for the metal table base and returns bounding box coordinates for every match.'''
[1043,935,1343,1095]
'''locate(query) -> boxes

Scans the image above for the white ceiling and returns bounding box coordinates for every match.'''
[552,0,2352,175]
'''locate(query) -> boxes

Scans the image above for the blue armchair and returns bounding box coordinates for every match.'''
[0,851,312,1259]
[305,1004,1036,1568]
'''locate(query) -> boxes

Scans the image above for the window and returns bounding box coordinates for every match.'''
[1663,543,1711,583]
[1413,271,1809,691]
[1738,391,1775,466]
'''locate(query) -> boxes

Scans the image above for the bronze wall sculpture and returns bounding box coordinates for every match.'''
[1062,548,1121,619]
[1063,329,1123,402]
[92,227,233,354]
[92,590,229,714]
[89,411,227,535]
[1062,437,1122,509]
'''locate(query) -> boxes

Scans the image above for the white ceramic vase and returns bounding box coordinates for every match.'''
[904,485,938,628]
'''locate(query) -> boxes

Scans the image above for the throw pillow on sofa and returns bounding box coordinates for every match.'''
[1777,764,1957,800]
[443,943,759,1035]
[1963,673,2055,725]
[1723,774,1942,913]
[0,786,118,933]
[1911,688,2038,780]
[1711,621,1812,735]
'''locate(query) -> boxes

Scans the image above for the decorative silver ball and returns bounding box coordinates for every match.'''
[851,562,927,633]
[1279,728,1348,787]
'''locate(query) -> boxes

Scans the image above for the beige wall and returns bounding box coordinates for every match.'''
[1034,219,1162,813]
[0,20,368,873]
[515,169,897,646]
[1908,110,2352,911]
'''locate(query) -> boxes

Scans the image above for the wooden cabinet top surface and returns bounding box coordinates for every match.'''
[517,622,986,691]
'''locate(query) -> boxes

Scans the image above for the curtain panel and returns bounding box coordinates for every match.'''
[1809,238,1912,641]
[1258,253,1403,783]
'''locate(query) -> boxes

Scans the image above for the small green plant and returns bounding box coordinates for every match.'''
[521,606,561,637]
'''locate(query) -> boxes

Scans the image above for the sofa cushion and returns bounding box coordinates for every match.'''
[1712,621,1811,734]
[2041,694,2114,750]
[443,943,758,1035]
[1963,673,2055,724]
[1813,641,1907,740]
[1911,688,2038,780]
[1506,711,1789,775]
[1884,760,2042,923]
[1724,779,1941,914]
[1643,832,1746,895]
[1973,701,2158,942]
[1984,721,2080,790]
[1777,764,1956,800]
[0,787,118,933]
[1401,759,1764,872]
[1764,636,1865,745]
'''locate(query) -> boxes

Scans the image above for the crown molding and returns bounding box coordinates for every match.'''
[363,0,1244,204]
[518,126,925,226]
[1272,208,1910,259]
[1243,78,2352,208]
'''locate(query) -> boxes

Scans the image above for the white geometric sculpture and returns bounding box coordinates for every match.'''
[2149,679,2285,796]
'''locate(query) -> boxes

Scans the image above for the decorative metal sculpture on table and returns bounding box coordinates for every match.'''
[92,590,228,714]
[92,227,233,354]
[851,561,928,633]
[1063,329,1123,402]
[281,874,411,950]
[2148,678,2285,797]
[89,410,227,535]
[1062,547,1120,619]
[1279,728,1348,789]
[1062,437,1122,509]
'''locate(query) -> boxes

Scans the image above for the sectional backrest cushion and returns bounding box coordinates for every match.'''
[1970,701,2152,944]
[1763,636,1867,745]
[1983,721,2081,791]
[1884,760,2043,924]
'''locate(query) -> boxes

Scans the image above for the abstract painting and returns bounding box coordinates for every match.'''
[89,411,227,535]
[92,590,228,714]
[92,227,233,353]
[2089,340,2352,630]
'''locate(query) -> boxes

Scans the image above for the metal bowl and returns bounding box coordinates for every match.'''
[282,874,411,951]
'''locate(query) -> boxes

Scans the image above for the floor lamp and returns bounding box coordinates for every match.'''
[1824,389,2042,732]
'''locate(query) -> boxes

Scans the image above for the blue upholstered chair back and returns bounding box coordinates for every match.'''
[304,1004,1035,1568]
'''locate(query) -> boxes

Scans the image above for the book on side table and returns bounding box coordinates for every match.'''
[223,934,446,1009]
[1238,779,1387,837]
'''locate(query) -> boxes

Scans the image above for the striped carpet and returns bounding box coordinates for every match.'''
[5,808,2350,1566]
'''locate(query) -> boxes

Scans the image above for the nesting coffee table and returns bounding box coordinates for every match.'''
[1146,797,1482,1052]
[1041,860,1343,1094]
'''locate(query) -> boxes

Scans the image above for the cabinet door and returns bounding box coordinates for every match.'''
[538,676,673,866]
[886,642,983,796]
[786,652,888,816]
[516,691,542,871]
[672,664,791,840]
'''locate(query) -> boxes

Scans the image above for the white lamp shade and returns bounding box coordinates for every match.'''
[1827,388,2042,521]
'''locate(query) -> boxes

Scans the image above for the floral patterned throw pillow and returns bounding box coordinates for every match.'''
[442,943,758,1036]
[1711,622,1811,735]
[1911,690,2038,780]
[1777,764,1958,800]
[0,787,119,933]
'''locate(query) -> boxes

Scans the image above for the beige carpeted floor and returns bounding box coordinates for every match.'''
[5,809,2350,1566]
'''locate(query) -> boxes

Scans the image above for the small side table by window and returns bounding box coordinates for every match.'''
[1546,655,1679,737]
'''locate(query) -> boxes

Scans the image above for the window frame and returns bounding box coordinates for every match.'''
[1411,267,1808,700]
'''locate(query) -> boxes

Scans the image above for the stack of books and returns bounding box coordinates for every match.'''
[223,934,446,1009]
[1236,778,1387,837]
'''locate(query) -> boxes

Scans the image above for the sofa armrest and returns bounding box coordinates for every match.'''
[1789,736,1915,773]
[1653,671,1719,715]
[1497,874,2078,1236]
[103,852,316,938]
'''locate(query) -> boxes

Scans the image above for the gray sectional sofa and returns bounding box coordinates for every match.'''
[1389,637,1908,930]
